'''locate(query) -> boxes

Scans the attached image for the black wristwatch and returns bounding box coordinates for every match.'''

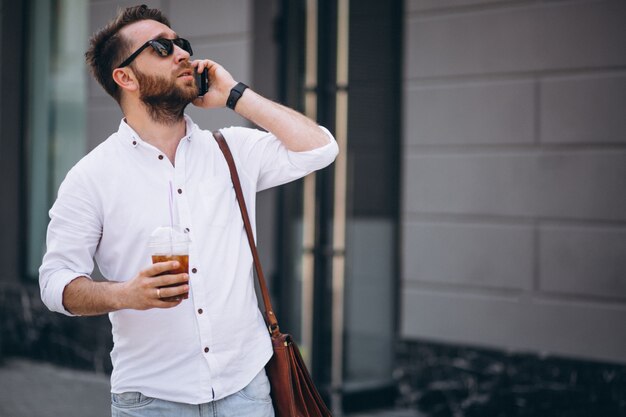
[226,82,249,110]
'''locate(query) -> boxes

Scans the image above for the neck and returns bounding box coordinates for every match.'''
[124,104,187,164]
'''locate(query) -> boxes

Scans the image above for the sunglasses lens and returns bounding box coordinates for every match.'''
[148,38,193,58]
[173,38,193,56]
[151,39,173,57]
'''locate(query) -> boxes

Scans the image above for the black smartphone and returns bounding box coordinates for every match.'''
[195,68,209,96]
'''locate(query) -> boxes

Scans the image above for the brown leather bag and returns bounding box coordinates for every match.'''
[213,131,333,417]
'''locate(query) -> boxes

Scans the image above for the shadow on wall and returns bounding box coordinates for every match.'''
[0,283,113,373]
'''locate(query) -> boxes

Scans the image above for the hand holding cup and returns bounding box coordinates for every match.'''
[149,226,191,302]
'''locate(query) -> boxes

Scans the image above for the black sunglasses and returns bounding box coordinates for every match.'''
[118,37,193,68]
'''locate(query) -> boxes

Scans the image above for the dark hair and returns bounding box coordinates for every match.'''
[85,4,170,103]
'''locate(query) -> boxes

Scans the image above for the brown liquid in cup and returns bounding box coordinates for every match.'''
[152,254,189,301]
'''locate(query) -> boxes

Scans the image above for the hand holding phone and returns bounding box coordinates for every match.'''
[191,59,238,109]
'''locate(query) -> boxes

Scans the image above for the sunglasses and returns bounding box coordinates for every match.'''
[118,37,193,68]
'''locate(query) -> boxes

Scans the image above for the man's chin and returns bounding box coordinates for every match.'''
[180,85,198,102]
[178,77,197,91]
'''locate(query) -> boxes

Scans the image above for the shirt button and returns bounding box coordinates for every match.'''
[204,347,209,353]
[198,309,203,314]
[192,268,198,274]
[185,227,190,232]
[158,155,164,160]
[132,141,137,146]
[177,188,183,194]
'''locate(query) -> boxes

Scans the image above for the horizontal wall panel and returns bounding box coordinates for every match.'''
[404,151,626,221]
[541,73,626,144]
[401,288,626,363]
[407,0,504,13]
[540,225,626,300]
[168,0,249,38]
[403,221,533,290]
[405,2,626,78]
[405,80,534,145]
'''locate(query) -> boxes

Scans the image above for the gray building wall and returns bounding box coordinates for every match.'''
[401,0,626,363]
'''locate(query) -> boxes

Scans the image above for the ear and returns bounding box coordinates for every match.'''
[112,67,138,93]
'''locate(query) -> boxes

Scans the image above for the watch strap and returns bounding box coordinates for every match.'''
[226,82,248,110]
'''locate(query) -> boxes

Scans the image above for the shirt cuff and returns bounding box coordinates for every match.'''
[286,126,339,171]
[41,271,91,317]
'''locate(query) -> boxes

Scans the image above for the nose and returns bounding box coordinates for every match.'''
[173,44,190,63]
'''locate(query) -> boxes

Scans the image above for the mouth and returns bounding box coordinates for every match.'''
[177,70,194,78]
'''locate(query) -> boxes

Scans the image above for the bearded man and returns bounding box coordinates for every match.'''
[38,5,338,417]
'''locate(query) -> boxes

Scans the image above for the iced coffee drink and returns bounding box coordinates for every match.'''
[148,226,190,301]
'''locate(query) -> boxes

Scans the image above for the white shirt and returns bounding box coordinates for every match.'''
[39,115,338,404]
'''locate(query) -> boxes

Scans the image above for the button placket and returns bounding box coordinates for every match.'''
[172,138,210,358]
[170,136,214,363]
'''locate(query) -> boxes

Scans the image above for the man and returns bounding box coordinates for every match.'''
[39,4,338,417]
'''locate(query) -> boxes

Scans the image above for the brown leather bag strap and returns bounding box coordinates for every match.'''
[212,130,280,336]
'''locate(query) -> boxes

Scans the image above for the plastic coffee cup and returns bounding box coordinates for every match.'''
[148,226,190,301]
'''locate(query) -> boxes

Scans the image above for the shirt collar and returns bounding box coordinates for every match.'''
[118,114,196,148]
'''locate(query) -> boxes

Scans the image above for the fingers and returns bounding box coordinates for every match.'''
[143,260,180,277]
[152,271,189,288]
[131,262,190,309]
[156,284,189,306]
[157,299,184,308]
[149,267,189,304]
[191,59,235,87]
[192,59,218,74]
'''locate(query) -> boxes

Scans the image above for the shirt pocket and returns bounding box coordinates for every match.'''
[197,175,236,227]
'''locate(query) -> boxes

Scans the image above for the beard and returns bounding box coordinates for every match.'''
[134,65,198,125]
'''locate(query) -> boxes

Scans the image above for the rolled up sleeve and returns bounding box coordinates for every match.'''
[39,166,102,316]
[220,125,339,192]
[284,126,339,173]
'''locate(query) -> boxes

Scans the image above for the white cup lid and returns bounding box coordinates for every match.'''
[148,226,190,246]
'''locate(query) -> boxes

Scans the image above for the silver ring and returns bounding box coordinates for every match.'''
[157,288,161,299]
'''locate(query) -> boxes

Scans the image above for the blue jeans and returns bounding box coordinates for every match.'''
[111,369,274,417]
